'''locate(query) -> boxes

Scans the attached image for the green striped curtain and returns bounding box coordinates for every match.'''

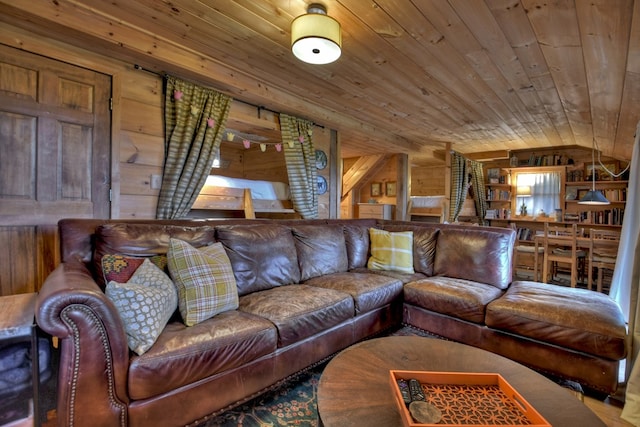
[469,159,488,225]
[449,152,487,224]
[280,114,317,219]
[449,152,468,222]
[156,76,232,219]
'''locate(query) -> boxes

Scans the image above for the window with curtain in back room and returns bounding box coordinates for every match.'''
[516,172,561,218]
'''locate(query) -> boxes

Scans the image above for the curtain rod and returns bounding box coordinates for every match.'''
[133,64,323,128]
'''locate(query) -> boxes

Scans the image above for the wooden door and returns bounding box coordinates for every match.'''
[0,44,111,295]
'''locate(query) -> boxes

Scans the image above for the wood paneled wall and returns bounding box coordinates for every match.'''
[118,71,165,218]
[411,166,447,196]
[0,23,335,295]
[313,127,332,219]
[341,156,445,219]
[116,72,333,219]
[359,156,399,204]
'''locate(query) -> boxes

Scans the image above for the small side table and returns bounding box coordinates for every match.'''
[0,293,39,426]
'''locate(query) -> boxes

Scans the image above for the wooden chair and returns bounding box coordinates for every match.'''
[542,223,585,288]
[588,229,620,293]
[510,223,544,281]
[551,226,587,284]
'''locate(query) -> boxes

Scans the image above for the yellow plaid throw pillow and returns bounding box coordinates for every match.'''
[367,228,414,274]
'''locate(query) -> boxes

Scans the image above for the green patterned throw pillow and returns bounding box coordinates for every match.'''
[105,258,178,355]
[167,239,239,326]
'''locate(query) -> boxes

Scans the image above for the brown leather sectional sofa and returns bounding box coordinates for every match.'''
[36,218,627,427]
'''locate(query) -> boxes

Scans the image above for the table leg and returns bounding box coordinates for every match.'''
[534,241,540,282]
[31,326,39,427]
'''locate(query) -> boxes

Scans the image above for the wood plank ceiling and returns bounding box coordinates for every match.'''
[1,0,638,166]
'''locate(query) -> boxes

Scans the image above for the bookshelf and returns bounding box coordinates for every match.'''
[484,179,626,243]
[482,152,628,231]
[481,148,628,279]
[485,168,512,220]
[564,180,627,227]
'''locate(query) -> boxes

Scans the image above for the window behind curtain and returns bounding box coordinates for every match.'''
[516,172,561,217]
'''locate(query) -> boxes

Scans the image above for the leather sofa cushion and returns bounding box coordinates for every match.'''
[127,310,277,400]
[93,223,216,288]
[343,224,370,269]
[216,224,301,296]
[304,272,403,314]
[433,227,515,290]
[404,277,504,324]
[349,267,427,284]
[486,281,627,360]
[239,285,354,347]
[383,224,439,276]
[292,224,348,280]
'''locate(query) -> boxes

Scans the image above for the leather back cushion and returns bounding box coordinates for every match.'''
[342,224,371,269]
[433,227,515,290]
[93,223,216,288]
[215,224,300,296]
[292,224,348,281]
[382,224,439,276]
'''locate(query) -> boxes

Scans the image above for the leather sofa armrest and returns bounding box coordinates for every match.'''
[36,260,130,427]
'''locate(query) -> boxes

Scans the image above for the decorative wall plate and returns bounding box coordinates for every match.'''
[317,175,328,195]
[315,149,327,170]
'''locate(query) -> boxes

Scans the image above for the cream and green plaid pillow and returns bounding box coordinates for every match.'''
[367,228,414,274]
[105,258,178,355]
[167,238,239,326]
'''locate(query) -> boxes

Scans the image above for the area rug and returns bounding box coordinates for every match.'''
[200,364,323,427]
[198,325,433,427]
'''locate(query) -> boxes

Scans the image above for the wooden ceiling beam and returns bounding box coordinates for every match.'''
[465,150,511,161]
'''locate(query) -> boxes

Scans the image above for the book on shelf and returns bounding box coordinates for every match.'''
[486,188,511,201]
[527,153,568,167]
[603,188,626,201]
[563,213,580,223]
[485,208,511,220]
[564,208,625,225]
[566,170,584,182]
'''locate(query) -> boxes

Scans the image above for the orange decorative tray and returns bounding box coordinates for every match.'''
[389,370,551,427]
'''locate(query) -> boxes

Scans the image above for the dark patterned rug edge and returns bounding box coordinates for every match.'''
[197,325,435,427]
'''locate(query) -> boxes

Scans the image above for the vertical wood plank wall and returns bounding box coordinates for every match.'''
[116,72,333,220]
[118,71,165,218]
[412,166,448,196]
[0,23,335,295]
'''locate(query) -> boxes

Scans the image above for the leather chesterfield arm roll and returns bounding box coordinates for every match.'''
[36,260,130,427]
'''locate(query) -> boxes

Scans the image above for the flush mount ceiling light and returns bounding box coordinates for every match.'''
[291,3,342,65]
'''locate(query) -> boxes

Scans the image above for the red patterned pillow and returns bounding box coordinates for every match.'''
[102,254,168,285]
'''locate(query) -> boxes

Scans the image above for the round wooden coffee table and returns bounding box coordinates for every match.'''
[317,336,605,426]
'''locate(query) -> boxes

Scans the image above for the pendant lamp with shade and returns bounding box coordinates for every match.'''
[578,139,610,205]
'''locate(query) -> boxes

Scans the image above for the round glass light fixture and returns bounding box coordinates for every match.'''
[291,4,341,65]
